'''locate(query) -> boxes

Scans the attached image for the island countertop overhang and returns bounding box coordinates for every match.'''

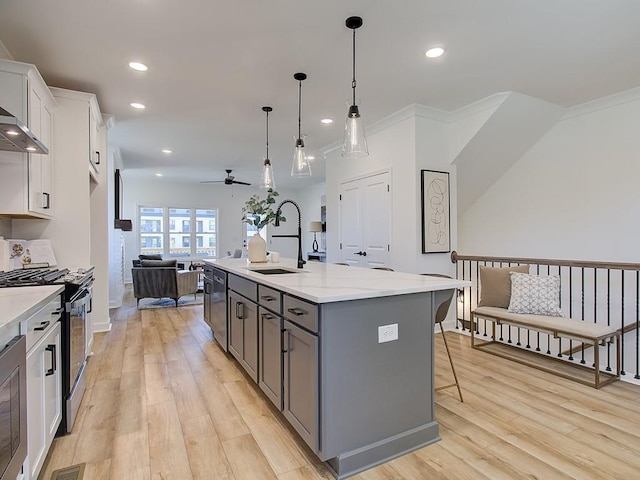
[205,258,470,304]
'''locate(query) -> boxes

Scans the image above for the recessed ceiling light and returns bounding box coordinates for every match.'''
[425,47,445,58]
[321,118,333,124]
[161,149,172,154]
[26,147,36,152]
[130,102,146,109]
[155,173,163,177]
[128,61,148,72]
[5,129,19,136]
[307,155,315,161]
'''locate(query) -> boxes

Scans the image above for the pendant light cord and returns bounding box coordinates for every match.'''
[298,79,302,140]
[265,109,269,159]
[352,28,357,106]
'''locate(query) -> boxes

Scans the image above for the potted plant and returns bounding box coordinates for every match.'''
[242,189,285,262]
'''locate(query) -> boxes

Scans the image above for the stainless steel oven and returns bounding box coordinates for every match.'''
[60,285,91,434]
[0,336,27,480]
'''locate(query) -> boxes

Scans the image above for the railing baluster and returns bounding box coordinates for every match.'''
[621,271,626,376]
[606,269,612,372]
[636,271,639,379]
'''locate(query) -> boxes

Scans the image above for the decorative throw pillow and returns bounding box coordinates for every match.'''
[140,259,177,268]
[478,265,530,308]
[508,272,563,316]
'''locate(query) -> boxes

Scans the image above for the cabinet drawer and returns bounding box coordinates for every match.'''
[283,295,318,333]
[228,274,257,302]
[258,285,282,313]
[23,295,63,352]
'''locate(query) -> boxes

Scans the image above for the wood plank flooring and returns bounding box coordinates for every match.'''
[39,288,640,479]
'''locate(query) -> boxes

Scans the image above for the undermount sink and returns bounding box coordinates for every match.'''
[251,268,300,275]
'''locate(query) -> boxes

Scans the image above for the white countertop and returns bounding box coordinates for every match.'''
[0,285,64,334]
[206,258,470,303]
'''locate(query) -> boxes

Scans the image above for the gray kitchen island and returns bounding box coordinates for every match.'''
[204,258,468,479]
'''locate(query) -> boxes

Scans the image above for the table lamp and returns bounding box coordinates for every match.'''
[309,221,323,252]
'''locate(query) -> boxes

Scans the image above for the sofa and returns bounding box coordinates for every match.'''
[133,254,185,270]
[131,258,199,307]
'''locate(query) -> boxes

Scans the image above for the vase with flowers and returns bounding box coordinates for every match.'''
[242,189,285,263]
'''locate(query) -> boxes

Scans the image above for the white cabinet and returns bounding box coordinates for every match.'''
[23,295,63,480]
[88,101,102,179]
[0,59,55,218]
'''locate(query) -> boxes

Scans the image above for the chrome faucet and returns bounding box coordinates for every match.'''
[272,199,306,269]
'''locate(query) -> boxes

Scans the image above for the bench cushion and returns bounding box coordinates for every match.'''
[473,306,617,341]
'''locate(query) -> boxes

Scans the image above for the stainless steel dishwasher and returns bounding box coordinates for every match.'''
[204,265,228,351]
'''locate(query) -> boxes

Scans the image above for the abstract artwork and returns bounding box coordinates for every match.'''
[421,169,450,253]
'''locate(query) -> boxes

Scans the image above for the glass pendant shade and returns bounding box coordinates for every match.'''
[291,138,311,177]
[260,158,275,190]
[259,106,276,189]
[342,16,369,158]
[342,104,368,157]
[291,72,311,177]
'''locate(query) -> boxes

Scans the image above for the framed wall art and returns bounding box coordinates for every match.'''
[421,169,450,253]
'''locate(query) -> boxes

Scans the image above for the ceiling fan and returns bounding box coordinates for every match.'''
[201,169,251,186]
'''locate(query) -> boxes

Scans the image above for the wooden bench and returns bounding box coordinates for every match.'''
[471,306,620,388]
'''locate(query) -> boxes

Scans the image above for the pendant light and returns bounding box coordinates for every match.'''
[342,16,368,158]
[291,72,311,177]
[259,106,276,190]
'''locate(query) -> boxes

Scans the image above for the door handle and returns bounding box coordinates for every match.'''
[45,344,56,376]
[355,251,367,256]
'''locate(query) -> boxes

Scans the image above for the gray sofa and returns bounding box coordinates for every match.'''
[131,259,199,307]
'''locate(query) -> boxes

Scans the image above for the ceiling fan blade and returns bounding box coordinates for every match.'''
[232,180,252,186]
[199,180,225,184]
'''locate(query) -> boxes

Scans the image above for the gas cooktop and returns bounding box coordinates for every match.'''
[0,266,94,288]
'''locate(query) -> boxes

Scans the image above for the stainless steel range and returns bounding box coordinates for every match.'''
[0,266,94,435]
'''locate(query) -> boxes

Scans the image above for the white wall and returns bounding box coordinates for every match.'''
[121,178,320,281]
[459,90,640,263]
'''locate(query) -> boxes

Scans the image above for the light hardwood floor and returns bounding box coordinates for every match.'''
[40,288,640,479]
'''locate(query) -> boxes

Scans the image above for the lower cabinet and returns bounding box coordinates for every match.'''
[26,321,62,480]
[228,290,258,381]
[258,307,283,408]
[282,319,318,451]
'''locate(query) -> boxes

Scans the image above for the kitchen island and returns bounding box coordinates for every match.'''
[205,258,468,479]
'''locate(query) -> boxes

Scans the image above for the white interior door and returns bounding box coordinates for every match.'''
[340,171,391,267]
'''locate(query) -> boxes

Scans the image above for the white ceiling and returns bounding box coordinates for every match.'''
[1,0,639,189]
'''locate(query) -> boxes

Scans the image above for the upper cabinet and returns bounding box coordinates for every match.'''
[88,96,103,181]
[0,59,56,218]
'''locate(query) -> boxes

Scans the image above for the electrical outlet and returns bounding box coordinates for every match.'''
[378,323,398,343]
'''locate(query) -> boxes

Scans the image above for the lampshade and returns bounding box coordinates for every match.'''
[260,158,275,190]
[291,72,311,177]
[259,106,276,189]
[342,16,369,158]
[309,221,323,233]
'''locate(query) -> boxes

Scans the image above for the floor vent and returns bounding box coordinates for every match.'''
[51,463,86,480]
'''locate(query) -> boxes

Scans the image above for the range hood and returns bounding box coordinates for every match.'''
[0,106,49,154]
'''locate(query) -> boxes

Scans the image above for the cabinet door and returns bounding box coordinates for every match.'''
[203,277,212,328]
[26,336,46,480]
[228,291,258,381]
[27,321,61,480]
[43,323,62,446]
[27,87,53,216]
[283,320,318,451]
[259,307,282,409]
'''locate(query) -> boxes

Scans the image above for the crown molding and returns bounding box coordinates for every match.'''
[562,86,640,120]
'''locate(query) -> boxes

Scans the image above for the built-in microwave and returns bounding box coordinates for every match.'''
[0,335,27,480]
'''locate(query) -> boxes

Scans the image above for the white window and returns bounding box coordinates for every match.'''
[138,206,218,258]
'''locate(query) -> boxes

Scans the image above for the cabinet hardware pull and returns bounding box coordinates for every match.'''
[43,192,50,209]
[260,295,276,302]
[287,307,305,316]
[95,151,101,165]
[45,344,56,376]
[282,329,289,353]
[34,320,51,331]
[236,302,244,319]
[262,313,275,320]
[52,307,64,315]
[204,282,210,294]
